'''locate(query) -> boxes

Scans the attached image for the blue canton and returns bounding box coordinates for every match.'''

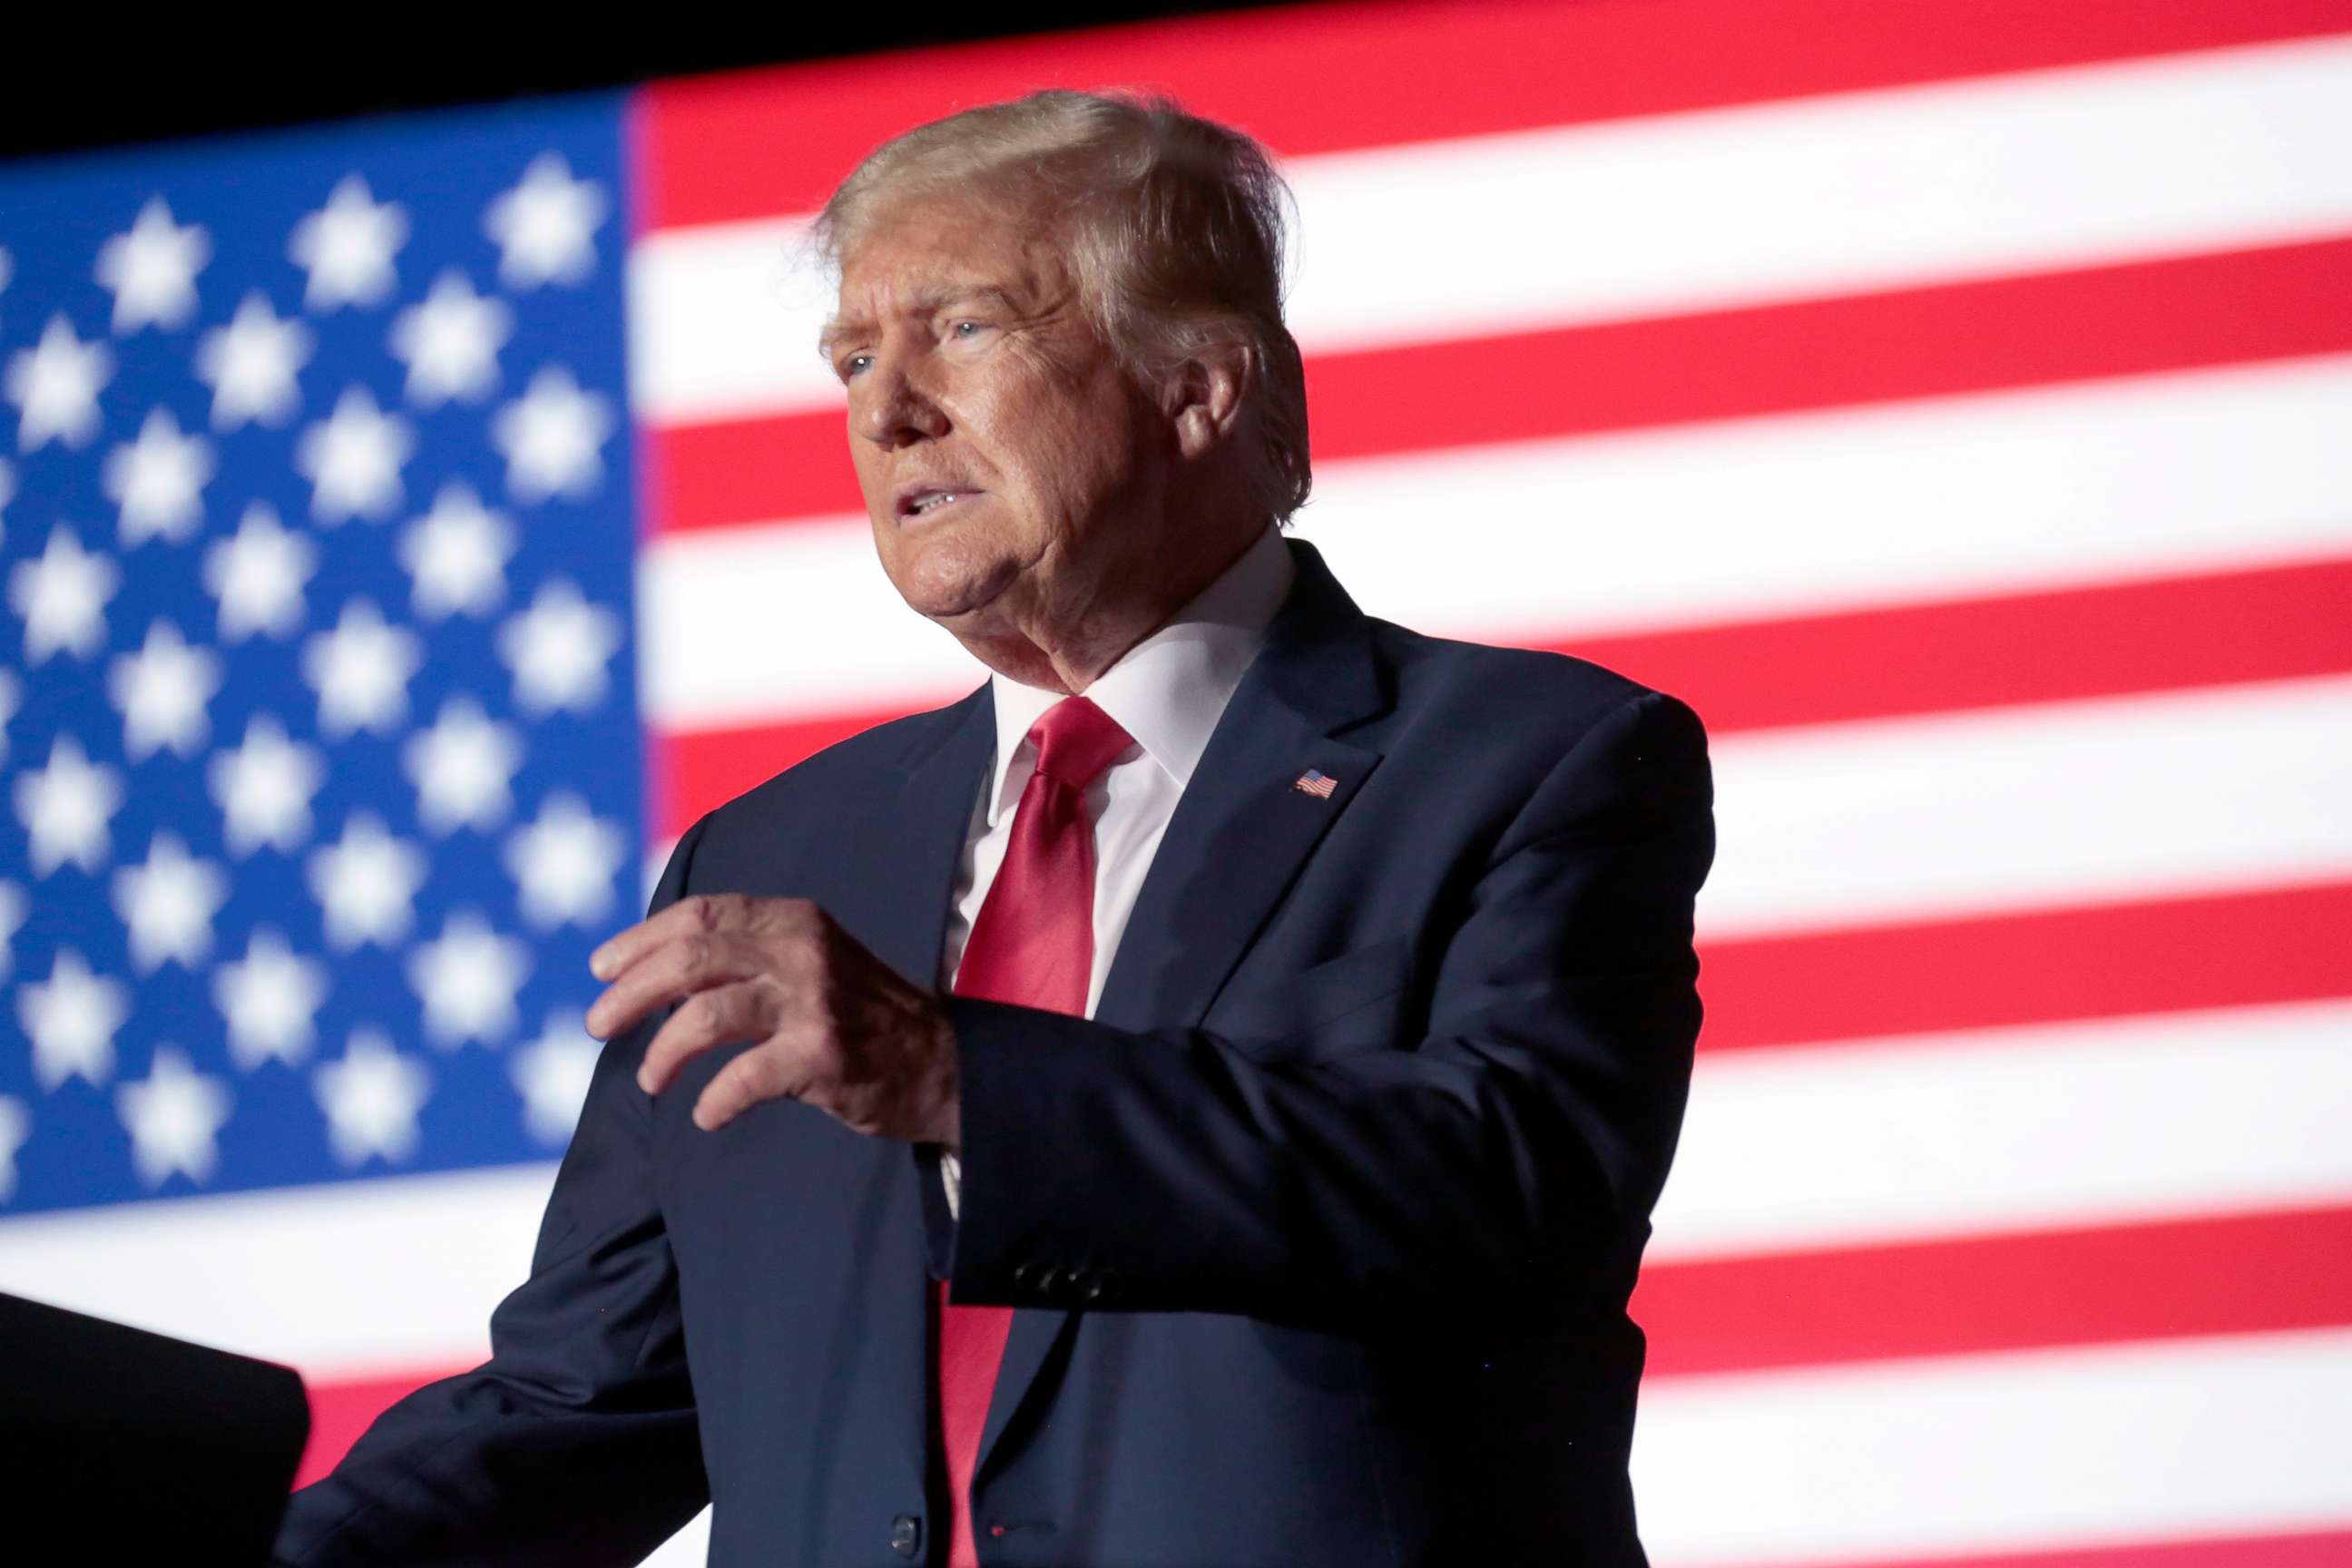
[0,95,641,1216]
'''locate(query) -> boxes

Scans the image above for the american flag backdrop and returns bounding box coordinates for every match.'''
[5,2,2352,1563]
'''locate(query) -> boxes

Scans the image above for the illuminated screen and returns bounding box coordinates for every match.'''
[3,3,2348,1563]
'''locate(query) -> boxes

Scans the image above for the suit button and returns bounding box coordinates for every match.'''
[1079,1268,1121,1305]
[1010,1261,1040,1289]
[1031,1264,1067,1296]
[887,1514,921,1558]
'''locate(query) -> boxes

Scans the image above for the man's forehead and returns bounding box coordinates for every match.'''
[828,204,1062,318]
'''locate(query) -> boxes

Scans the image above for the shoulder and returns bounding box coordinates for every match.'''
[666,691,985,874]
[1363,616,1707,756]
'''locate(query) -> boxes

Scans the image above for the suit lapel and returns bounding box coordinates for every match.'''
[836,686,994,986]
[1098,538,1387,1034]
[975,539,1388,1484]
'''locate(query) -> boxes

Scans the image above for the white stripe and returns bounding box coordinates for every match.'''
[0,1163,553,1375]
[639,356,2352,731]
[7,1002,2343,1370]
[1701,673,2352,940]
[628,37,2352,425]
[628,213,830,427]
[1286,35,2352,355]
[1302,355,2352,657]
[1651,998,2352,1262]
[638,514,985,730]
[1632,1327,2352,1566]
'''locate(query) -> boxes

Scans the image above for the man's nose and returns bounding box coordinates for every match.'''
[852,356,949,449]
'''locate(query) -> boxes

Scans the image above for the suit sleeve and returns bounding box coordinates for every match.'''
[947,691,1713,1338]
[274,819,715,1567]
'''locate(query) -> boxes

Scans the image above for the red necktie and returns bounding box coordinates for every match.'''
[936,694,1134,1568]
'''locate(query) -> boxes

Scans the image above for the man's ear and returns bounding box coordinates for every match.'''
[1167,339,1253,460]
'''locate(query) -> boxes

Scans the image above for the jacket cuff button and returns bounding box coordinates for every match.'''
[888,1514,922,1558]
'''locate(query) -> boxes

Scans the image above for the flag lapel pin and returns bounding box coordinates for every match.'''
[1293,769,1338,799]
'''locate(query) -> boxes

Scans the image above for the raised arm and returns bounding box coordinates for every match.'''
[274,822,714,1567]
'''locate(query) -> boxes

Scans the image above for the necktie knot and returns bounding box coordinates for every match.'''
[1025,695,1133,790]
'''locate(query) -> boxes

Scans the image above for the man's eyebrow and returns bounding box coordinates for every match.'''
[816,315,868,362]
[815,284,1032,360]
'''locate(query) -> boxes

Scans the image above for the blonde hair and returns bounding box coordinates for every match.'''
[815,90,1311,524]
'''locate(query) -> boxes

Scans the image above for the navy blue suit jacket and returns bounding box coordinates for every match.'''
[276,539,1714,1567]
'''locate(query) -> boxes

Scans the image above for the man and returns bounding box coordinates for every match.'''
[277,91,1713,1567]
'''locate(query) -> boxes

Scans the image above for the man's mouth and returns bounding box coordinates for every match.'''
[896,486,983,520]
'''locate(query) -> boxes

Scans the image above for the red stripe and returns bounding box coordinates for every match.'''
[1308,238,2352,465]
[633,0,2352,231]
[1700,1525,2352,1568]
[649,406,863,536]
[301,1206,2352,1481]
[1635,1203,2352,1377]
[650,707,931,848]
[1571,556,2352,735]
[643,238,2352,535]
[647,555,2352,837]
[296,1365,467,1487]
[1700,880,2352,1053]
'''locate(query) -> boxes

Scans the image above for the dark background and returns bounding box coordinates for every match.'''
[0,6,1297,163]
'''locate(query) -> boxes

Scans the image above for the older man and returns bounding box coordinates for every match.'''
[276,92,1713,1568]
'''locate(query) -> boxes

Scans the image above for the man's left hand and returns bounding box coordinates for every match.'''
[584,894,961,1145]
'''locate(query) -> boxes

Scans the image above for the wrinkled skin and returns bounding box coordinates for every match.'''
[586,895,960,1142]
[587,192,1261,1142]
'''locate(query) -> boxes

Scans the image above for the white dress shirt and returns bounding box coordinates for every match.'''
[936,526,1296,1216]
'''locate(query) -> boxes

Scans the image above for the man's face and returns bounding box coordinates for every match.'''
[825,197,1178,652]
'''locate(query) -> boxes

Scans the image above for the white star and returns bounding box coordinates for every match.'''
[93,197,211,334]
[108,618,222,760]
[0,880,23,977]
[6,314,113,450]
[387,270,512,407]
[407,910,530,1048]
[8,525,118,663]
[498,578,620,716]
[314,1027,431,1167]
[289,175,407,310]
[15,734,123,877]
[404,696,523,834]
[307,811,426,950]
[117,1045,233,1188]
[103,407,215,547]
[193,291,312,430]
[203,501,316,642]
[296,385,412,524]
[490,365,612,503]
[506,791,626,929]
[399,480,514,620]
[0,1096,28,1202]
[301,597,421,738]
[20,949,128,1089]
[210,713,325,856]
[485,153,607,289]
[213,926,328,1070]
[111,830,228,973]
[512,1010,603,1144]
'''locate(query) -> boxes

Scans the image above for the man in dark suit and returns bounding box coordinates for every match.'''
[277,90,1712,1567]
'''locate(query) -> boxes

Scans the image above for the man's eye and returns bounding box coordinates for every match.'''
[951,320,985,338]
[841,353,872,378]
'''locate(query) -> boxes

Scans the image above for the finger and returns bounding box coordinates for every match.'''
[691,1034,811,1132]
[588,928,772,1041]
[591,893,808,983]
[638,980,783,1097]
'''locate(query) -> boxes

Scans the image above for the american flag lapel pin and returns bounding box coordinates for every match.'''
[1293,768,1338,799]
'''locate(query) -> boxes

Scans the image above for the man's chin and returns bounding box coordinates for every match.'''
[890,553,1024,625]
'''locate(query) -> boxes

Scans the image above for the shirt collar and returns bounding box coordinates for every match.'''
[983,526,1295,826]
